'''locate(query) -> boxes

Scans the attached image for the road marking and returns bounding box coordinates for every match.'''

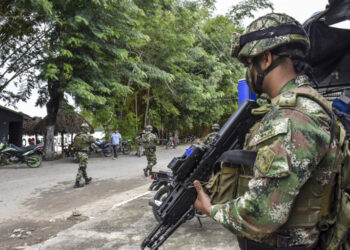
[111,191,151,210]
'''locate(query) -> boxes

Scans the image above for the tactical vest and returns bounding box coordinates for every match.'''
[142,133,157,149]
[210,86,350,249]
[204,132,219,145]
[74,133,93,151]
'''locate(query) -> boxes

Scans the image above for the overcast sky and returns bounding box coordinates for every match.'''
[214,0,329,25]
[2,0,346,118]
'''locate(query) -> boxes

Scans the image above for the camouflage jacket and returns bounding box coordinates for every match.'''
[209,75,337,247]
[141,132,157,148]
[74,133,95,151]
[203,132,218,145]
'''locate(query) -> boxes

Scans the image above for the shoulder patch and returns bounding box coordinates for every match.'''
[255,146,275,174]
[279,91,297,107]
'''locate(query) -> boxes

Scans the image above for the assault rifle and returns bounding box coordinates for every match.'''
[141,100,261,250]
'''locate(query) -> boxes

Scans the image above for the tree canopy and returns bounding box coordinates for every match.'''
[0,0,275,156]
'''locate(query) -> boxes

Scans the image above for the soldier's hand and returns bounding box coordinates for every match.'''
[193,180,212,216]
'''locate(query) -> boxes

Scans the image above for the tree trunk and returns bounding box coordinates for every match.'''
[135,93,138,132]
[61,132,64,157]
[43,79,63,160]
[144,88,150,127]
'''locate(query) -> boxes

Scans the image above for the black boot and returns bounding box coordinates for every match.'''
[143,168,148,177]
[85,177,92,185]
[74,181,84,188]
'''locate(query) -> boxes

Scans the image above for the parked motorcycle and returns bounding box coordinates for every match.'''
[90,139,112,157]
[165,136,177,149]
[120,140,131,155]
[148,157,205,224]
[136,141,144,157]
[0,141,43,168]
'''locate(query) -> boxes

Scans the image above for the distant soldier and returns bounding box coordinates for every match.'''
[73,123,95,188]
[203,123,220,145]
[142,125,158,177]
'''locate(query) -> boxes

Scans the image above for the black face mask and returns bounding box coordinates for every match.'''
[246,58,264,95]
[245,56,284,95]
[246,64,262,95]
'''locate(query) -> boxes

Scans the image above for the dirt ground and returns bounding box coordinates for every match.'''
[0,145,237,250]
[0,217,84,250]
[0,177,149,250]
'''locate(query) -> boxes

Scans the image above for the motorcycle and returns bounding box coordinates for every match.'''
[148,160,205,224]
[0,141,43,168]
[90,139,112,157]
[165,136,177,149]
[120,140,131,155]
[136,141,144,157]
[187,135,195,145]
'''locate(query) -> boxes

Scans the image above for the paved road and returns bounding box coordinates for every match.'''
[0,145,239,250]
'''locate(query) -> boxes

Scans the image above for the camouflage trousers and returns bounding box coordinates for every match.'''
[76,152,89,182]
[145,148,157,171]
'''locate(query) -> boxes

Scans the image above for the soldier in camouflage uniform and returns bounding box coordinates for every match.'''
[142,125,158,177]
[73,123,96,188]
[194,13,339,249]
[203,123,220,145]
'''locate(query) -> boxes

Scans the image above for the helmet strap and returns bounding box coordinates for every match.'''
[253,56,284,93]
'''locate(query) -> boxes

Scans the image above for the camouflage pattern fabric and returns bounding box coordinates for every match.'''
[76,152,88,181]
[142,132,158,171]
[74,132,95,182]
[203,132,218,145]
[145,148,157,171]
[74,133,95,151]
[231,13,310,64]
[141,132,157,148]
[209,75,337,247]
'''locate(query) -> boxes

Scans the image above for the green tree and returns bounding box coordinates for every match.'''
[228,0,274,25]
[2,0,147,158]
[0,0,52,104]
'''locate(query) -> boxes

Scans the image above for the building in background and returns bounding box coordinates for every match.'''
[0,105,31,146]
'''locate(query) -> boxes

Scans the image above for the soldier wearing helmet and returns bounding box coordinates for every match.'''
[73,122,96,188]
[141,125,158,177]
[194,13,338,249]
[203,123,220,145]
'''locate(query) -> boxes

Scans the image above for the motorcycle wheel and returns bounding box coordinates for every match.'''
[152,185,171,222]
[166,142,171,149]
[122,144,131,155]
[104,151,112,157]
[26,155,42,168]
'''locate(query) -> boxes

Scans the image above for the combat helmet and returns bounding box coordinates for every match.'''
[231,13,310,63]
[231,13,310,94]
[80,122,90,131]
[211,123,220,131]
[145,125,153,131]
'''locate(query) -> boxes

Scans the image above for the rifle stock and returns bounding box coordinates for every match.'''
[141,100,261,249]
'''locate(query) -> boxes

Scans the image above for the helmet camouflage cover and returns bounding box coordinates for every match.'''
[145,125,153,131]
[80,122,90,131]
[231,13,310,64]
[212,123,220,131]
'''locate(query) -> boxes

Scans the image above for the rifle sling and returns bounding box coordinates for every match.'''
[216,150,257,167]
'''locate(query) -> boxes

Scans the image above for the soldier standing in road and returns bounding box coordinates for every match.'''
[203,123,220,145]
[142,125,157,177]
[73,123,96,188]
[194,13,339,249]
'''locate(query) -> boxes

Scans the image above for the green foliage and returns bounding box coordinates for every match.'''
[1,0,275,141]
[228,0,274,25]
